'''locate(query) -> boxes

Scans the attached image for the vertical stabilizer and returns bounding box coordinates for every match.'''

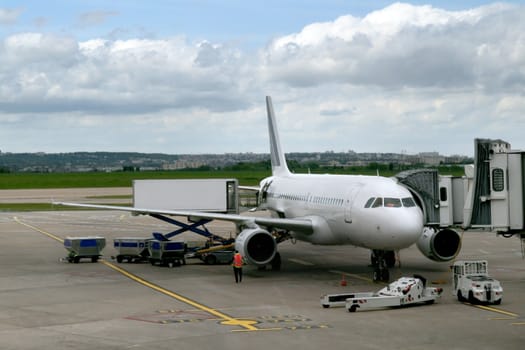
[266,96,291,176]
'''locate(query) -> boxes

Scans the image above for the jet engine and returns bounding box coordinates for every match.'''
[235,227,277,265]
[417,227,461,262]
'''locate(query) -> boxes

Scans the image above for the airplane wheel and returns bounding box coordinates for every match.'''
[373,269,380,282]
[385,251,396,268]
[381,269,389,282]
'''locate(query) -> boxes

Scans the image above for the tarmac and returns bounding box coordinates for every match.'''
[1,207,524,350]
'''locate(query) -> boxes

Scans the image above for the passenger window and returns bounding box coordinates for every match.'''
[440,187,448,201]
[492,168,504,192]
[364,197,375,208]
[372,197,383,208]
[384,198,401,207]
[402,197,416,207]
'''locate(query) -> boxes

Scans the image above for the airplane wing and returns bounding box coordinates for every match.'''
[52,202,313,234]
[238,185,260,192]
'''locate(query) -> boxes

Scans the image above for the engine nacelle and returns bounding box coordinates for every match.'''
[417,227,462,262]
[235,228,277,265]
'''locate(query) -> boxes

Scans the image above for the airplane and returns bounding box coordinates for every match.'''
[54,96,462,281]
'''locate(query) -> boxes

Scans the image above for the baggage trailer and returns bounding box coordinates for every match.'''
[148,240,187,267]
[113,237,151,263]
[64,236,105,263]
[321,276,442,312]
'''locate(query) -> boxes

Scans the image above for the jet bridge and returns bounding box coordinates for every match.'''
[396,139,525,258]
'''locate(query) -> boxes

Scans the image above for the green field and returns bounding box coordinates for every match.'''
[0,166,467,211]
[0,165,466,190]
[0,170,269,189]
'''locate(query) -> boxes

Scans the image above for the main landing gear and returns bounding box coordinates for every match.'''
[371,250,396,282]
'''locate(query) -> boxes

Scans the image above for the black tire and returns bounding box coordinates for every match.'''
[116,256,123,263]
[457,290,465,302]
[322,304,329,309]
[385,251,396,268]
[73,256,80,264]
[205,255,217,265]
[494,299,501,305]
[468,291,477,304]
[381,269,390,282]
[373,269,380,282]
[91,256,99,263]
[349,305,358,313]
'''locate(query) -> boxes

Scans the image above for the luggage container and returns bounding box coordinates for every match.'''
[148,240,187,267]
[64,236,106,263]
[113,237,151,263]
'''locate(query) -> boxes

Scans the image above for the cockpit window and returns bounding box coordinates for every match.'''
[402,197,416,207]
[364,197,375,208]
[384,198,402,207]
[372,197,383,208]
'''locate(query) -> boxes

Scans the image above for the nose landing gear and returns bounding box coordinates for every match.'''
[371,250,396,282]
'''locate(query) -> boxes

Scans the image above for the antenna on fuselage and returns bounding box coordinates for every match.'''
[266,96,292,177]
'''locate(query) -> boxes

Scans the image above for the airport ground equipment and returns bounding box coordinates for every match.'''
[132,179,238,245]
[148,240,187,267]
[64,236,105,263]
[113,237,151,263]
[199,247,235,265]
[320,276,442,312]
[452,260,503,304]
[133,179,239,214]
[396,138,525,261]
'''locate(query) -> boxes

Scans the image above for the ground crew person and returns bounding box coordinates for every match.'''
[232,250,243,283]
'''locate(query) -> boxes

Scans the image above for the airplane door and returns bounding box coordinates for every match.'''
[344,185,362,223]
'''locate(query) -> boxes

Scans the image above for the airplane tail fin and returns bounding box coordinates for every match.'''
[266,96,291,177]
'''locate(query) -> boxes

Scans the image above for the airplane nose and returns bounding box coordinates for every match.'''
[380,210,423,248]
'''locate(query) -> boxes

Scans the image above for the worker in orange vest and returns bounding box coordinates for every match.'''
[232,250,244,283]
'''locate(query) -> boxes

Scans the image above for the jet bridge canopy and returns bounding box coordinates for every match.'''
[395,169,440,226]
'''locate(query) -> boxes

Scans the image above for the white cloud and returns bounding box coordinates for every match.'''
[1,3,525,155]
[0,8,22,25]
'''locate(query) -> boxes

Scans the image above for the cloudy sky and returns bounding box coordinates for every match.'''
[1,1,525,156]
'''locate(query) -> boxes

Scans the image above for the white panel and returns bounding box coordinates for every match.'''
[133,179,235,212]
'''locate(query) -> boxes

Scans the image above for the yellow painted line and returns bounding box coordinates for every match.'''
[13,217,64,243]
[511,322,525,326]
[99,260,260,331]
[470,304,519,318]
[14,217,260,332]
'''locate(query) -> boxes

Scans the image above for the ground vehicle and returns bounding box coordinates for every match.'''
[148,240,186,267]
[113,237,151,263]
[200,249,234,265]
[321,276,442,312]
[452,260,503,304]
[64,236,105,263]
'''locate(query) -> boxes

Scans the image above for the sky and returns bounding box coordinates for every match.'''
[1,1,525,156]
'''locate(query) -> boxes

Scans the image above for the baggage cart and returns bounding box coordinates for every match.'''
[113,237,151,263]
[148,240,187,267]
[64,236,106,263]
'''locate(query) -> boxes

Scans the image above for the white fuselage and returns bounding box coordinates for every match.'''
[260,173,424,251]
